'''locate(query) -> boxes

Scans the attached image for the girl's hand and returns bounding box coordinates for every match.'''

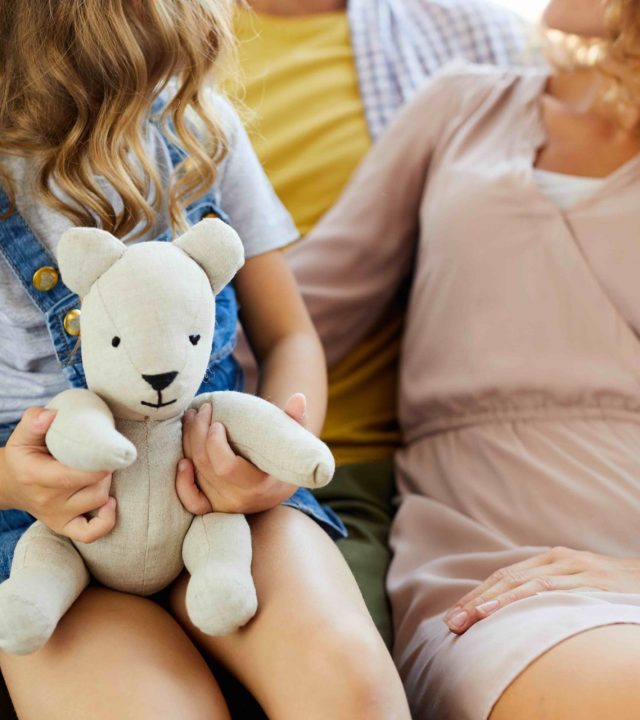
[0,408,116,543]
[176,394,306,515]
[444,547,640,634]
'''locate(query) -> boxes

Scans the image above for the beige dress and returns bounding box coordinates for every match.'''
[289,64,640,719]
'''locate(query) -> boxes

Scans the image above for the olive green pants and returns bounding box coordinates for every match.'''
[313,459,396,649]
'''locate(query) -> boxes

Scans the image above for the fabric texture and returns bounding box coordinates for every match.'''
[293,62,640,719]
[233,8,372,238]
[533,168,604,209]
[347,0,530,141]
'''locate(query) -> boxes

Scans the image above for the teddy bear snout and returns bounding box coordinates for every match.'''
[142,371,178,392]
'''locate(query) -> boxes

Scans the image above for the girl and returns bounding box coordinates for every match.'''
[0,1,409,718]
[287,0,640,717]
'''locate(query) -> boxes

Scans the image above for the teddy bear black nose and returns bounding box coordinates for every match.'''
[142,371,178,392]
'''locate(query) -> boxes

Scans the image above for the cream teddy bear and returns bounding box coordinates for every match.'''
[0,219,334,656]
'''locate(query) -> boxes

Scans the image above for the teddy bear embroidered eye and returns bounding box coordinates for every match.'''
[0,219,335,656]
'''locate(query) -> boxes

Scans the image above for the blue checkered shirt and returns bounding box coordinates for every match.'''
[347,0,531,140]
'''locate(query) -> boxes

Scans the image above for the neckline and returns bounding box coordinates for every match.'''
[533,168,605,185]
[522,72,640,213]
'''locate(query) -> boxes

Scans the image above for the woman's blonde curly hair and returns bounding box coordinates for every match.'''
[0,0,236,239]
[546,0,640,123]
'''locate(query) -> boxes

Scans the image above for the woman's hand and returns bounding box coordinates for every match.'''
[176,394,306,515]
[445,546,640,634]
[0,408,116,543]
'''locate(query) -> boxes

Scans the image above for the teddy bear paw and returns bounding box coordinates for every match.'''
[186,565,258,637]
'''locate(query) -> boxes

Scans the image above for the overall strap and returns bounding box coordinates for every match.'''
[0,187,77,315]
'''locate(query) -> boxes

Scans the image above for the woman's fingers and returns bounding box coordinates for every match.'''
[446,552,557,621]
[175,458,213,515]
[63,496,117,543]
[447,574,590,634]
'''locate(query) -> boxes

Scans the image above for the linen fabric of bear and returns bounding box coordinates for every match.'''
[0,219,334,655]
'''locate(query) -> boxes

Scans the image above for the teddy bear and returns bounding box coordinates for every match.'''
[0,218,334,656]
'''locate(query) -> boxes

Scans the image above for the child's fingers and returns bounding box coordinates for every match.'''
[34,456,110,492]
[183,404,211,467]
[7,407,57,450]
[67,474,113,515]
[175,458,212,515]
[283,393,306,425]
[205,422,240,477]
[64,496,117,543]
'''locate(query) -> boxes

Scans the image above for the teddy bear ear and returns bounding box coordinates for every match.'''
[173,218,245,294]
[57,228,126,297]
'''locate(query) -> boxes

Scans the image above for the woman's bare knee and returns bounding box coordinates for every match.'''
[491,624,640,720]
[1,586,230,720]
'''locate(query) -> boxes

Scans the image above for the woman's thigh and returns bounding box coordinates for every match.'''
[491,624,640,720]
[1,586,229,720]
[169,506,411,720]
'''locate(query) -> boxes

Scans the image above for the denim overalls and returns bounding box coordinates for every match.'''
[0,123,345,581]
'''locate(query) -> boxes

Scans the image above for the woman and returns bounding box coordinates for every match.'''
[289,0,640,716]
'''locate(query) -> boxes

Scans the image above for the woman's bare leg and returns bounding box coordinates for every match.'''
[491,625,640,720]
[1,586,230,720]
[170,506,411,720]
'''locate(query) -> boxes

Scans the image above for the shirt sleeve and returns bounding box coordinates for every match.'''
[211,96,299,258]
[287,65,473,366]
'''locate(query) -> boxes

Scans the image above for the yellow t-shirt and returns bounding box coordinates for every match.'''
[232,8,403,464]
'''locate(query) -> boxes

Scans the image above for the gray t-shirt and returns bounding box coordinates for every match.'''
[0,97,298,424]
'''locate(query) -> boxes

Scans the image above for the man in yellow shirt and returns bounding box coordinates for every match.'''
[233,0,526,648]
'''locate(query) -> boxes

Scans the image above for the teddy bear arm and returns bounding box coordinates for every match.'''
[190,391,335,489]
[46,388,137,472]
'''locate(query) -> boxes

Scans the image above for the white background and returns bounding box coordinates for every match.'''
[492,0,547,22]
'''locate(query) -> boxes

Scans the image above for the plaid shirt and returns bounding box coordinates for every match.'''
[348,0,531,140]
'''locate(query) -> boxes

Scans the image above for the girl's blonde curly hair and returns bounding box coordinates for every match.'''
[546,0,640,123]
[0,0,236,239]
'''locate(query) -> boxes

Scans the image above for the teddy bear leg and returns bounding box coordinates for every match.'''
[0,522,89,655]
[182,513,257,636]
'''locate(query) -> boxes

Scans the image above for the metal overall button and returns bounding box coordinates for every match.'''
[63,309,81,336]
[32,266,59,292]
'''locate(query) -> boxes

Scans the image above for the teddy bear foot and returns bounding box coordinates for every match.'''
[0,576,59,655]
[186,564,258,636]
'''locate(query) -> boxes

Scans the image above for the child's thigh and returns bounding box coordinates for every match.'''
[170,506,410,720]
[1,586,229,720]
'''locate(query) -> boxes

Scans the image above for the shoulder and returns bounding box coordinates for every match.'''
[406,61,547,127]
[415,61,544,108]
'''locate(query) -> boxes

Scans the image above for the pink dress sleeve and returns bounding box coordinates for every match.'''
[287,70,462,366]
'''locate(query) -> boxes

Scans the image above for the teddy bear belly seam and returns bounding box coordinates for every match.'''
[73,418,192,595]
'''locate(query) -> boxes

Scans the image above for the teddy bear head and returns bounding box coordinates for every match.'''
[57,219,244,421]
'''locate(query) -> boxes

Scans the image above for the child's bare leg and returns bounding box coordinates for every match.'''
[1,587,230,720]
[170,506,411,720]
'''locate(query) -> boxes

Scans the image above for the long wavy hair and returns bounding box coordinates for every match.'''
[545,0,640,124]
[0,0,236,239]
